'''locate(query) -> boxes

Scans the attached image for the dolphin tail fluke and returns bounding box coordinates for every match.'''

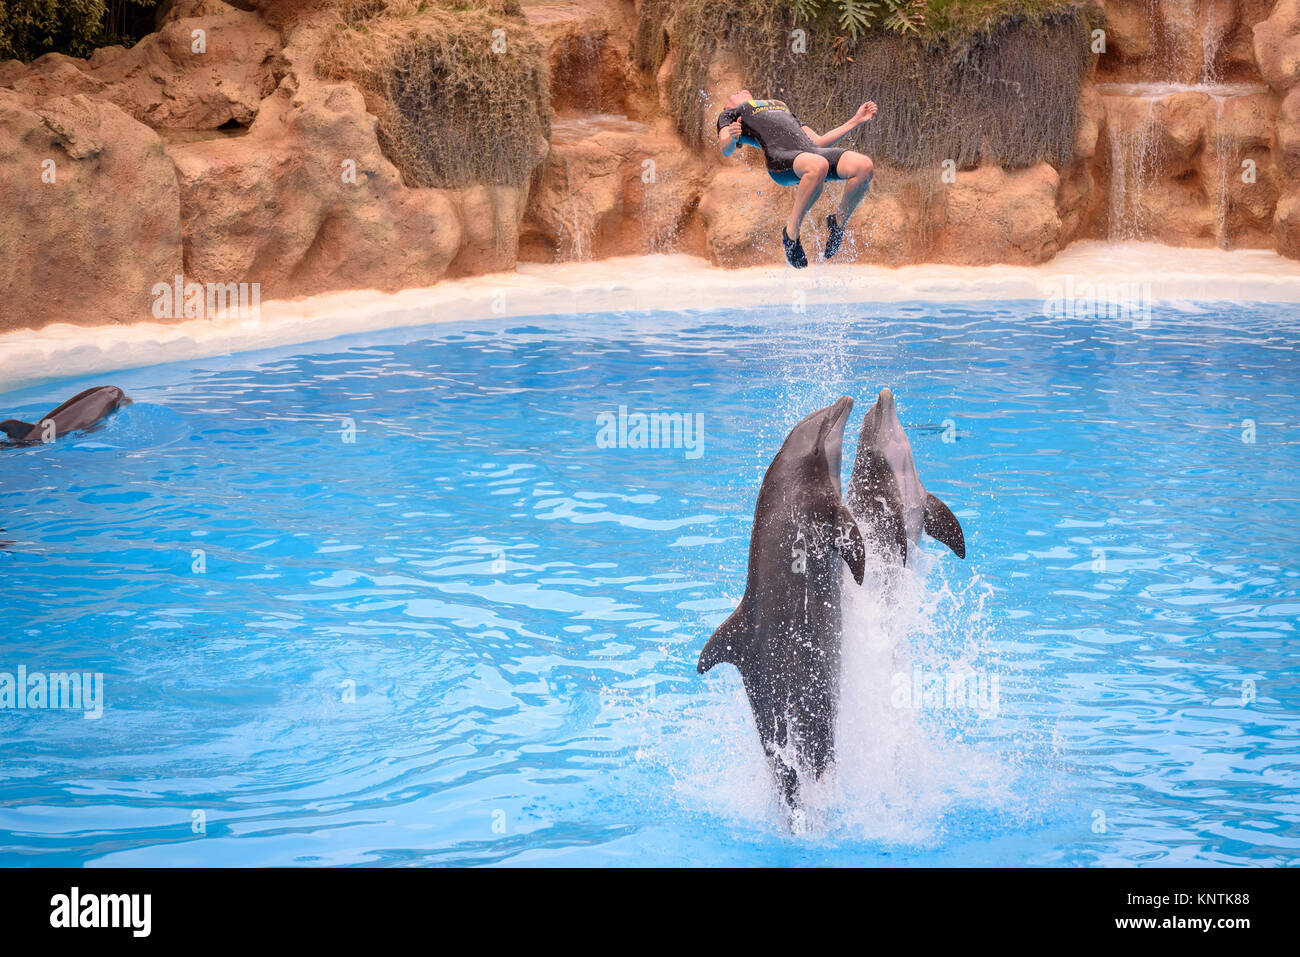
[924,493,966,559]
[698,604,750,673]
[0,420,34,443]
[834,505,866,585]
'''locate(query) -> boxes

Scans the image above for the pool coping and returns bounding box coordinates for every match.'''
[2,240,1299,394]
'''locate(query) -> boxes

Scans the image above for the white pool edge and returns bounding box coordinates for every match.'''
[2,241,1298,394]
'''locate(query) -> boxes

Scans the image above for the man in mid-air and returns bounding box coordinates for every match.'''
[716,91,877,268]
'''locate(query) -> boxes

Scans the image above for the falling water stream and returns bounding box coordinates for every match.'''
[1097,1,1276,248]
[550,114,648,262]
[1098,81,1269,247]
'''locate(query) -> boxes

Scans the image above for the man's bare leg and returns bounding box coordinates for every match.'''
[834,151,875,226]
[786,152,830,237]
[824,151,875,260]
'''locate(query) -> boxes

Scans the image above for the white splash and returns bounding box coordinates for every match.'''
[822,548,1012,842]
[667,544,1020,844]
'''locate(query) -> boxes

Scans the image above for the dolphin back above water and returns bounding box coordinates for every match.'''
[698,397,865,816]
[1,386,133,446]
[846,387,965,564]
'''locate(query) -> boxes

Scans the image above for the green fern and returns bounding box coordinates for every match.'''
[882,0,925,36]
[790,0,825,24]
[835,0,879,41]
[787,0,930,40]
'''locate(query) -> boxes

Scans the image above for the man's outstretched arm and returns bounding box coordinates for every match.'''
[802,100,877,147]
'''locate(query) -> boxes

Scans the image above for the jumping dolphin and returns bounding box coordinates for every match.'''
[1,386,133,446]
[698,396,865,820]
[845,387,965,564]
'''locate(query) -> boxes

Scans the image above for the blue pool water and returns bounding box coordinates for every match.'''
[1,299,1298,866]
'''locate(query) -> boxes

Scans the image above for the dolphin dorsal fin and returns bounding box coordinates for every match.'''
[698,604,751,674]
[924,493,966,559]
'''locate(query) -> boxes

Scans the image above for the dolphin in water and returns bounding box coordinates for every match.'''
[846,387,965,564]
[1,386,133,446]
[699,396,865,822]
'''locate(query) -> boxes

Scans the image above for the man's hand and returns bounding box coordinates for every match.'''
[719,118,744,156]
[853,101,878,125]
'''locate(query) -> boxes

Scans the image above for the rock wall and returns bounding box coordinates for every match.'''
[679,0,1293,265]
[1089,0,1284,251]
[517,0,708,262]
[678,10,1096,269]
[0,0,543,331]
[0,90,183,327]
[1097,0,1275,84]
[1254,0,1300,257]
[0,0,1296,334]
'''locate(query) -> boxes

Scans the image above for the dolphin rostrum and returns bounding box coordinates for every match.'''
[699,396,865,819]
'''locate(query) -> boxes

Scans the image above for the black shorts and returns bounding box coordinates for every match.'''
[766,147,847,185]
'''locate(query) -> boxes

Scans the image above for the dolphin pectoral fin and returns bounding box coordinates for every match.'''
[698,605,750,673]
[835,506,866,585]
[0,420,35,443]
[924,493,966,559]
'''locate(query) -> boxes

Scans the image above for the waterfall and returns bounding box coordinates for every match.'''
[1104,91,1160,241]
[559,154,594,262]
[1098,0,1274,248]
[1200,0,1225,86]
[1211,92,1229,249]
[1100,82,1264,247]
